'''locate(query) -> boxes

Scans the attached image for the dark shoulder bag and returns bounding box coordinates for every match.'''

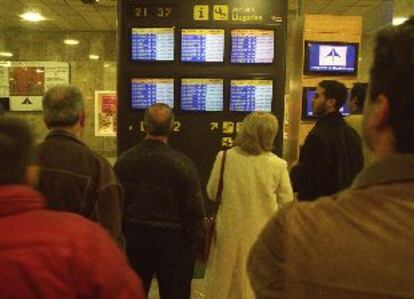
[199,150,227,263]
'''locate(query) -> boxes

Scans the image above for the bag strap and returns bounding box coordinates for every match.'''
[215,150,227,204]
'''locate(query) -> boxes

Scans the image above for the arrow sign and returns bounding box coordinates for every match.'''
[326,48,341,63]
[22,98,33,105]
[210,122,219,131]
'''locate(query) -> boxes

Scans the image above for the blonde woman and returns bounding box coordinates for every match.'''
[204,112,294,299]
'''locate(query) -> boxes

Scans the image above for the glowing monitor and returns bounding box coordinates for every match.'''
[304,41,359,75]
[180,79,223,111]
[131,78,174,109]
[230,80,273,112]
[302,87,351,120]
[181,29,225,62]
[231,29,274,63]
[131,28,174,61]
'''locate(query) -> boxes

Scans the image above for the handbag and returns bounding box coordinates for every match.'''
[199,150,227,263]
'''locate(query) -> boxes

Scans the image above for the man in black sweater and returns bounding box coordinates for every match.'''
[115,103,205,299]
[291,80,363,201]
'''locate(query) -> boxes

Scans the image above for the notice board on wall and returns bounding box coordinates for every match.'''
[118,0,287,189]
[95,90,117,137]
[0,61,70,112]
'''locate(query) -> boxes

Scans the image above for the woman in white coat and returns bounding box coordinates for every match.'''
[204,112,294,299]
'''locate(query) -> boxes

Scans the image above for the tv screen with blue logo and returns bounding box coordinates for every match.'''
[304,41,359,75]
[302,87,351,120]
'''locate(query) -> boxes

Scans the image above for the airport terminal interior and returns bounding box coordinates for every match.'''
[0,0,413,298]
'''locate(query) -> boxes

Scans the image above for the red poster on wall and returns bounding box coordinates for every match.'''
[95,91,117,137]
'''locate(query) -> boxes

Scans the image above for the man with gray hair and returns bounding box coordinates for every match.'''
[115,103,205,299]
[37,85,123,246]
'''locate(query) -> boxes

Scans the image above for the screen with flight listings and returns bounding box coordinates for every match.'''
[231,29,274,63]
[131,78,174,109]
[181,29,225,62]
[302,87,351,119]
[230,80,273,112]
[305,41,358,75]
[180,79,223,111]
[131,28,174,61]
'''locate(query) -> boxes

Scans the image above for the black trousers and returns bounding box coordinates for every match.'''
[125,223,196,299]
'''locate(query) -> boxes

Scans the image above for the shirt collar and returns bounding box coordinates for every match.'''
[352,154,414,189]
[317,111,344,123]
[46,129,85,146]
[0,185,46,217]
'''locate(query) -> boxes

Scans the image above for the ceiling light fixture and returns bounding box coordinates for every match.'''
[0,52,13,57]
[0,61,11,68]
[20,12,46,22]
[64,39,80,45]
[89,54,100,60]
[392,17,408,26]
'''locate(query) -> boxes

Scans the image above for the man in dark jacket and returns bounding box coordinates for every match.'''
[115,103,205,299]
[0,116,144,299]
[291,80,363,200]
[37,85,123,245]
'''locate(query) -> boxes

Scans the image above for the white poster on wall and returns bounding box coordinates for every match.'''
[95,90,117,137]
[0,61,70,111]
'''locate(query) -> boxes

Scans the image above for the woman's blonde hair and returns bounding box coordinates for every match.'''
[235,112,279,155]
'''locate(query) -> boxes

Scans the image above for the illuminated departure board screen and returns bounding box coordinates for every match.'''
[131,78,174,109]
[231,30,274,63]
[131,28,174,61]
[181,79,223,111]
[181,29,225,62]
[230,80,273,112]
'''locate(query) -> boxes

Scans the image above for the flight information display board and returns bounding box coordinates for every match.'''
[131,78,174,109]
[231,29,274,63]
[131,28,174,61]
[181,29,225,62]
[181,79,223,111]
[230,80,273,112]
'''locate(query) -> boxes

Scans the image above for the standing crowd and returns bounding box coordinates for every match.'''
[0,16,413,299]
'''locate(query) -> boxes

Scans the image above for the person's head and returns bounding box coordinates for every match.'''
[0,117,38,186]
[144,103,174,138]
[313,80,348,116]
[235,112,278,155]
[350,82,368,113]
[363,17,414,156]
[42,85,85,131]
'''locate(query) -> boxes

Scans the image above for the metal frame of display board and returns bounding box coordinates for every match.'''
[118,0,287,189]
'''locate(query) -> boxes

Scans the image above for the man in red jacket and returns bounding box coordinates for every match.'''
[0,116,144,299]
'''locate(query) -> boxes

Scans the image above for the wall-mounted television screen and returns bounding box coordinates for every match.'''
[131,28,174,61]
[231,29,274,64]
[180,79,223,111]
[304,41,359,75]
[302,87,351,120]
[230,80,273,112]
[181,29,225,62]
[131,78,174,109]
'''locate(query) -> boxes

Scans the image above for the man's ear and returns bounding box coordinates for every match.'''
[79,111,86,127]
[43,116,51,129]
[371,94,390,129]
[24,165,39,187]
[326,98,337,110]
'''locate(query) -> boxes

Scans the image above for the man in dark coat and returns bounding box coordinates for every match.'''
[290,80,363,200]
[115,103,205,299]
[37,85,123,246]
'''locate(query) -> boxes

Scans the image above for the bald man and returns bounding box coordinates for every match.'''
[115,104,205,299]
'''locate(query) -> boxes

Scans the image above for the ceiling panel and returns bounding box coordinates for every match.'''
[0,0,405,33]
[0,0,117,31]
